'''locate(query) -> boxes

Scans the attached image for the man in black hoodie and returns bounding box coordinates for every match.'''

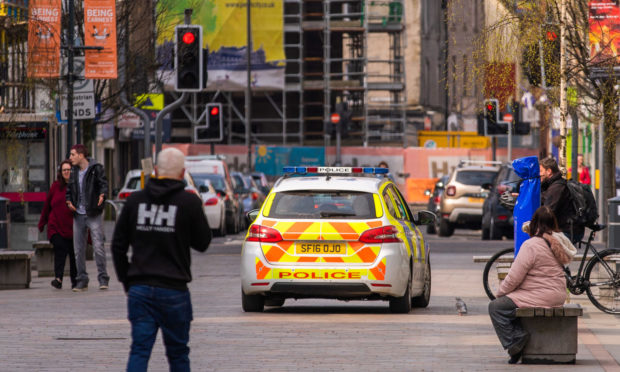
[112,148,212,372]
[540,157,584,243]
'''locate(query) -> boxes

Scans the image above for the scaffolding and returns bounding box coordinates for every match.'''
[174,0,407,147]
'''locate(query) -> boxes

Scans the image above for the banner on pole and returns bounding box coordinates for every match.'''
[27,0,61,78]
[157,0,285,91]
[589,1,620,66]
[84,0,117,79]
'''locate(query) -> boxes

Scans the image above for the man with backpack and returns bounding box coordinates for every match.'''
[539,157,595,244]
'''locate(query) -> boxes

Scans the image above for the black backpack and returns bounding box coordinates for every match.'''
[565,180,598,228]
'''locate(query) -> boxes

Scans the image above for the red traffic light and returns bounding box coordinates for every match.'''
[182,32,195,44]
[210,106,219,116]
[486,104,494,111]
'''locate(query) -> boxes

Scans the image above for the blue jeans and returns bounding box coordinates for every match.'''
[127,285,193,372]
[73,213,109,286]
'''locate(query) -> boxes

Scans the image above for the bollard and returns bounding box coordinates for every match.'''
[608,196,620,249]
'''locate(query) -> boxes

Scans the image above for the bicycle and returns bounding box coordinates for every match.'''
[482,224,620,314]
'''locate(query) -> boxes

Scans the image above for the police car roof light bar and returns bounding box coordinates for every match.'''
[282,166,389,175]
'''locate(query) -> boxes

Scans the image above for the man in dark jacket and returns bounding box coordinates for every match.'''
[539,157,584,243]
[112,147,212,372]
[66,144,109,291]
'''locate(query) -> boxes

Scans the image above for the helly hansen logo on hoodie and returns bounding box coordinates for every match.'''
[136,203,177,233]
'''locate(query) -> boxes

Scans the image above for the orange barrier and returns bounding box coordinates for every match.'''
[406,178,438,204]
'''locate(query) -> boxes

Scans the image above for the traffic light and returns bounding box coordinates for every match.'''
[175,25,203,92]
[195,103,223,142]
[522,24,560,87]
[335,100,351,138]
[508,102,531,135]
[483,98,507,135]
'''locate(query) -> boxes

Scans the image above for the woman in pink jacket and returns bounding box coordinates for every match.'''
[488,206,576,364]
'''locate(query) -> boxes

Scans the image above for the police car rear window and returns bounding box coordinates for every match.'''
[455,171,497,186]
[270,191,376,219]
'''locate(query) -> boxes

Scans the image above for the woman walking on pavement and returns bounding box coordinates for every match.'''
[488,205,576,364]
[38,160,77,289]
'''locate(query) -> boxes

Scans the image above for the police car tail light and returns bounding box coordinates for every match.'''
[118,192,131,200]
[247,224,283,243]
[204,197,218,206]
[446,185,456,196]
[359,225,401,243]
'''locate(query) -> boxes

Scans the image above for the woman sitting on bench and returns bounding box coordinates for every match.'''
[488,206,576,364]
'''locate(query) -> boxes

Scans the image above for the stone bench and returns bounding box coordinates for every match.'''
[33,241,72,277]
[516,304,583,364]
[0,251,34,289]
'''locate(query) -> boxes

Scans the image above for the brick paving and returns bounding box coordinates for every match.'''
[1,227,620,371]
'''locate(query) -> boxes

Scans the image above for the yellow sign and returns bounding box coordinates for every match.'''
[417,131,490,149]
[135,94,164,111]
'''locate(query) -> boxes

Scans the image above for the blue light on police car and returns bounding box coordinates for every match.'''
[283,166,296,173]
[296,167,307,173]
[363,167,374,173]
[374,168,389,174]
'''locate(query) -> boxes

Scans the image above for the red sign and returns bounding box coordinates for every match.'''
[27,0,62,78]
[330,113,340,124]
[84,0,117,78]
[503,113,513,122]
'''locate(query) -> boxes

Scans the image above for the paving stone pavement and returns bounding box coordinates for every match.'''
[2,227,620,371]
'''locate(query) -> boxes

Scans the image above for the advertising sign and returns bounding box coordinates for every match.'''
[27,0,61,78]
[589,1,620,66]
[157,0,285,91]
[84,0,118,78]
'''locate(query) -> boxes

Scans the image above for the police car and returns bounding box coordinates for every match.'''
[241,166,435,313]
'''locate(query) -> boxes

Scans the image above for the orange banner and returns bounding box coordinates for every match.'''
[27,0,61,78]
[84,0,117,79]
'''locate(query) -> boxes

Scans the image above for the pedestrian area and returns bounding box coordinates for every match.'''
[2,238,620,371]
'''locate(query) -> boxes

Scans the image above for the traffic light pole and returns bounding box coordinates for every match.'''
[245,0,253,172]
[507,118,512,161]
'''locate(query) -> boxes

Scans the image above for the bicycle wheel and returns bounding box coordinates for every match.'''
[584,249,620,314]
[483,247,515,300]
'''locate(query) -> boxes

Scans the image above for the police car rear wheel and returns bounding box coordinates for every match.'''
[389,269,412,314]
[241,290,264,312]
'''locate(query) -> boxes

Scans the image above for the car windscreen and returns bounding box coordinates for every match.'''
[455,171,497,186]
[192,173,227,191]
[269,191,376,219]
[127,177,141,190]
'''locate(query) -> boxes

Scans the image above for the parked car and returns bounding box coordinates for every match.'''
[481,164,522,240]
[231,171,265,216]
[115,169,203,217]
[250,171,271,195]
[435,161,500,237]
[424,175,449,234]
[190,172,243,234]
[195,178,227,236]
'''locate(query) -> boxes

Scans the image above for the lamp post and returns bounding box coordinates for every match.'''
[245,0,252,172]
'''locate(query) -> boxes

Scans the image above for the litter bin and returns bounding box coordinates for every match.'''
[608,196,620,249]
[0,196,10,249]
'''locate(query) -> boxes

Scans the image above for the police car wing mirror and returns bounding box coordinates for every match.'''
[246,209,260,223]
[416,210,436,226]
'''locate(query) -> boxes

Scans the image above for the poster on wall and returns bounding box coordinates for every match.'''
[83,0,118,79]
[157,0,285,91]
[27,0,61,78]
[589,1,620,75]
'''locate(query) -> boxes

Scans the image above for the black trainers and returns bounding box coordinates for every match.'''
[51,279,62,289]
[72,282,88,292]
